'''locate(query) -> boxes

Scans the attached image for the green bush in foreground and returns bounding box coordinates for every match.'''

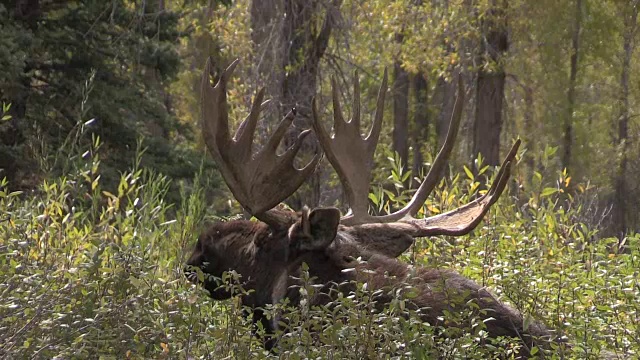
[0,144,638,359]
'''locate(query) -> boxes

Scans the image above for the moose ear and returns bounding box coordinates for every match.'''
[295,207,340,251]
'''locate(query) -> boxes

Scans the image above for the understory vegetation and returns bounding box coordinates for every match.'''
[0,137,638,360]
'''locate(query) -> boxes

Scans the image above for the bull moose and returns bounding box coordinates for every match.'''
[185,59,613,359]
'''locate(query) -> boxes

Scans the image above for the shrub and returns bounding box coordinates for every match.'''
[0,144,637,359]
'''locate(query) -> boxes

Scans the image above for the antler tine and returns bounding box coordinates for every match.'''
[234,88,266,161]
[365,68,388,153]
[395,139,520,236]
[331,77,347,135]
[234,97,271,147]
[351,70,361,130]
[201,58,320,227]
[201,58,237,156]
[265,109,296,152]
[312,69,388,225]
[339,74,463,225]
[253,127,321,211]
[353,139,521,238]
[316,69,515,239]
[375,74,465,222]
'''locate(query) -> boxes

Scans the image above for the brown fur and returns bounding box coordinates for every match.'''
[186,216,563,357]
[186,220,285,306]
[319,238,559,353]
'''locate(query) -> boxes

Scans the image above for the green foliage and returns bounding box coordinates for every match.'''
[0,0,204,193]
[0,135,216,358]
[1,103,11,122]
[1,139,637,359]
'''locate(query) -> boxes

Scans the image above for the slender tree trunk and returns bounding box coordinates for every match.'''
[472,0,508,168]
[250,0,285,146]
[613,0,639,240]
[474,73,505,167]
[563,0,582,172]
[523,85,535,177]
[431,0,455,150]
[393,60,410,170]
[251,1,281,47]
[434,77,456,149]
[412,72,429,187]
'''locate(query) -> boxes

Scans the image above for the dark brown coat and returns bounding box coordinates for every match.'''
[185,209,562,357]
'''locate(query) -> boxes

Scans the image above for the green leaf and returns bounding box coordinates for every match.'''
[523,313,532,331]
[368,193,379,206]
[540,187,558,197]
[463,165,474,181]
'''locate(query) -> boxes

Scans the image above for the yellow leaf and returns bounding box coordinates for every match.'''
[126,350,131,358]
[608,253,615,259]
[564,176,571,187]
[160,342,169,353]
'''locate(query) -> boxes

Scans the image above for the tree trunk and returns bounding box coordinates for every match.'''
[433,77,456,149]
[563,0,582,173]
[393,60,410,171]
[248,0,340,209]
[281,0,339,121]
[279,0,341,209]
[523,85,535,177]
[250,0,284,105]
[412,72,429,187]
[613,0,639,240]
[472,0,508,168]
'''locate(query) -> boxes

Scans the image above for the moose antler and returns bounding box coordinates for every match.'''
[313,70,519,236]
[201,58,320,226]
[202,58,517,237]
[311,71,388,223]
[354,140,518,237]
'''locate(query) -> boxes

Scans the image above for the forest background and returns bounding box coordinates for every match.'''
[1,0,639,359]
[3,0,640,237]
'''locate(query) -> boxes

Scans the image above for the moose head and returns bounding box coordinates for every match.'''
[185,58,561,357]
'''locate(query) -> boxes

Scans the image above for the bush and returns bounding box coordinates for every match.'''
[0,144,637,359]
